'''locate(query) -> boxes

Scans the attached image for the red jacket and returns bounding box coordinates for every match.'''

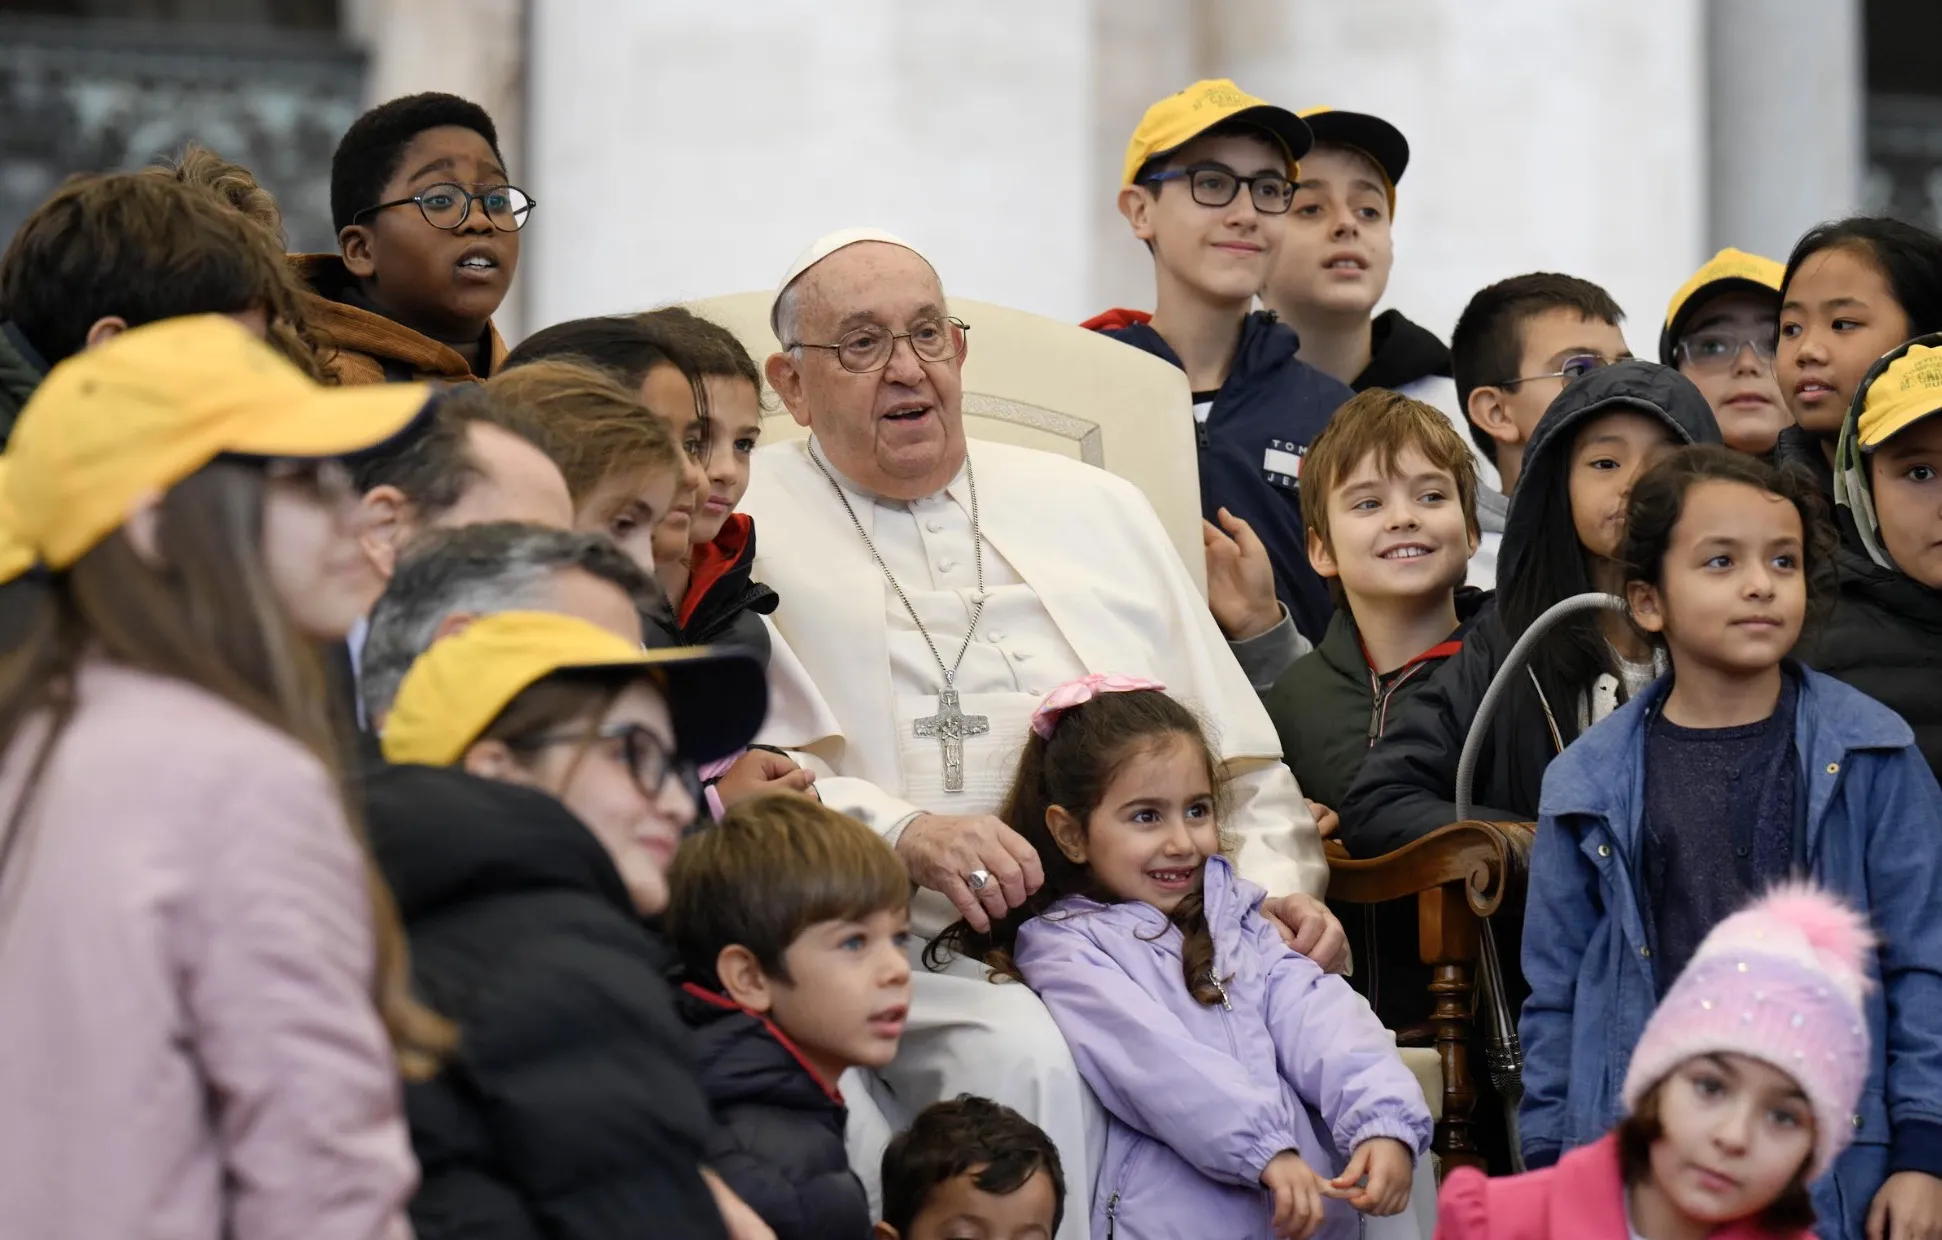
[1435,1134,1812,1240]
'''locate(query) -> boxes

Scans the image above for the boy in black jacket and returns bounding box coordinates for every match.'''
[666,797,913,1240]
[1085,79,1353,643]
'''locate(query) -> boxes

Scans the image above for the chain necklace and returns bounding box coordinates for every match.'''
[809,440,990,791]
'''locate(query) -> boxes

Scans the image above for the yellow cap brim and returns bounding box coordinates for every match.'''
[224,383,439,462]
[1859,392,1942,448]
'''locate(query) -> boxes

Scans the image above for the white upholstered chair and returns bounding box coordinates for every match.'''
[682,291,1207,596]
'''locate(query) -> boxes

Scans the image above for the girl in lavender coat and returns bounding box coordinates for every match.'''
[929,674,1432,1240]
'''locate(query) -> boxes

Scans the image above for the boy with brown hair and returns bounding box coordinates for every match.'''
[0,170,307,437]
[300,91,528,384]
[1261,388,1484,816]
[875,1097,1065,1240]
[666,796,913,1240]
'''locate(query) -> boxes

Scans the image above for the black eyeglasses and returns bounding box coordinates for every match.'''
[1676,331,1777,373]
[786,316,970,374]
[513,721,692,800]
[352,182,535,232]
[1492,353,1619,388]
[1140,164,1296,215]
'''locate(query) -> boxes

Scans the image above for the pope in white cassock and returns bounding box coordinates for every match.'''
[740,228,1338,1239]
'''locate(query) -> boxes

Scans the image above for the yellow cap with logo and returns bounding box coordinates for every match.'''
[1659,248,1785,365]
[380,610,769,769]
[1122,79,1313,187]
[5,314,435,571]
[1297,107,1409,215]
[0,459,33,584]
[1857,343,1942,448]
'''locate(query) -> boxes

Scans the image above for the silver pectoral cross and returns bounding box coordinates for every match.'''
[913,688,989,793]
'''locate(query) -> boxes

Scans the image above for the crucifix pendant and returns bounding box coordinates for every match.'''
[913,688,990,793]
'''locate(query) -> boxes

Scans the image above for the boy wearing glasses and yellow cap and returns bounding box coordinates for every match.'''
[1660,248,1790,457]
[296,92,530,386]
[1086,80,1353,649]
[1805,338,1942,782]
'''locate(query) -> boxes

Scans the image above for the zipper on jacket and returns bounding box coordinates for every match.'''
[1106,1191,1119,1238]
[1208,968,1233,1011]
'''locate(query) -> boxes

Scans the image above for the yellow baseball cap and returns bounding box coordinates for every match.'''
[1297,107,1409,214]
[0,459,33,584]
[1122,79,1313,187]
[1856,343,1942,448]
[4,315,435,571]
[1659,248,1784,365]
[380,610,769,769]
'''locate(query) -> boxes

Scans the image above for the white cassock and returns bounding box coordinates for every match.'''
[743,436,1328,1240]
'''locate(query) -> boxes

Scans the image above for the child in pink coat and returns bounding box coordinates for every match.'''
[1436,884,1872,1240]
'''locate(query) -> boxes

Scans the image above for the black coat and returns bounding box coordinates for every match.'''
[1339,361,1722,855]
[677,986,868,1240]
[1800,543,1942,783]
[364,763,727,1240]
[652,513,777,658]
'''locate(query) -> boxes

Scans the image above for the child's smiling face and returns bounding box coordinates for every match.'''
[1047,732,1220,915]
[341,124,519,342]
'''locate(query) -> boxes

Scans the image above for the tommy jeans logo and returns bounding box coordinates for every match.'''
[1263,439,1304,491]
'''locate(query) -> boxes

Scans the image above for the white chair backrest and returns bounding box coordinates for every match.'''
[682,291,1206,595]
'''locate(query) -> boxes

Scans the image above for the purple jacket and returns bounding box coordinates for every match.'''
[1015,855,1431,1240]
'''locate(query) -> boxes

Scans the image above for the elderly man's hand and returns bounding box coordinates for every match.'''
[1204,508,1283,641]
[1261,892,1350,974]
[897,813,1044,933]
[714,749,817,811]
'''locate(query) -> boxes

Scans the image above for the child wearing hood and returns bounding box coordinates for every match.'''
[1339,360,1722,856]
[1518,445,1942,1236]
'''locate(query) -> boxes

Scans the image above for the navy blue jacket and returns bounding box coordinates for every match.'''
[1086,308,1353,641]
[1519,667,1942,1238]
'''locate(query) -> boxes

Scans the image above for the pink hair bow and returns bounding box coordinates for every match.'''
[1031,673,1167,739]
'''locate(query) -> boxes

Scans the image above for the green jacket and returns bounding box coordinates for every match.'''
[1262,589,1484,811]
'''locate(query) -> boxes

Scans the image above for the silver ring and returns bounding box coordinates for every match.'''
[965,869,992,892]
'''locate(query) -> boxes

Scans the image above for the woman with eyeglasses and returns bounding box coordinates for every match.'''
[369,609,773,1240]
[1659,248,1791,457]
[0,317,440,1239]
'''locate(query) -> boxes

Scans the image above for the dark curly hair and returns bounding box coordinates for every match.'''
[330,92,502,234]
[926,688,1233,1007]
[1620,444,1839,641]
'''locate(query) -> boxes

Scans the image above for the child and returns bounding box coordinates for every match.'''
[634,305,781,649]
[1085,79,1354,643]
[302,91,527,385]
[1518,445,1942,1237]
[1258,109,1488,495]
[1443,885,1873,1240]
[1340,360,1719,855]
[485,358,687,546]
[1660,248,1790,456]
[877,1096,1065,1240]
[0,170,307,436]
[1810,337,1942,780]
[665,795,913,1240]
[936,676,1431,1239]
[1775,216,1942,495]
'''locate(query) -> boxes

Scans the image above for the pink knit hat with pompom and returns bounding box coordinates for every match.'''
[1621,883,1875,1177]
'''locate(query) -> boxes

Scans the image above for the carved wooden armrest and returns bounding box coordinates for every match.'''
[1324,821,1537,1175]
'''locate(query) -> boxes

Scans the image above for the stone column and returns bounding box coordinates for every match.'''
[1706,0,1864,261]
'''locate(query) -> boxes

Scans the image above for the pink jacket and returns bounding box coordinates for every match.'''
[0,659,417,1239]
[1435,1134,1812,1240]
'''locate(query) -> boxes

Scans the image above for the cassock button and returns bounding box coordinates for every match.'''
[938,558,958,572]
[926,519,945,533]
[1014,650,1033,662]
[988,632,1006,644]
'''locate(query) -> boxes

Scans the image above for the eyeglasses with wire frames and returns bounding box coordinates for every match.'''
[352,183,536,232]
[785,316,970,374]
[1675,331,1777,373]
[509,720,696,803]
[1490,353,1621,388]
[1139,163,1297,215]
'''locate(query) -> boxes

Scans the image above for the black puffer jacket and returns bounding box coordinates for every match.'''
[676,514,777,659]
[1338,362,1722,855]
[677,986,868,1240]
[0,322,48,447]
[1800,543,1942,783]
[364,763,726,1240]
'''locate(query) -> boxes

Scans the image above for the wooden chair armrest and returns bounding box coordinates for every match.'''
[1325,821,1535,918]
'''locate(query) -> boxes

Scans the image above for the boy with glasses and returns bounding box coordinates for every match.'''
[1659,248,1790,456]
[1086,80,1354,645]
[297,91,531,385]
